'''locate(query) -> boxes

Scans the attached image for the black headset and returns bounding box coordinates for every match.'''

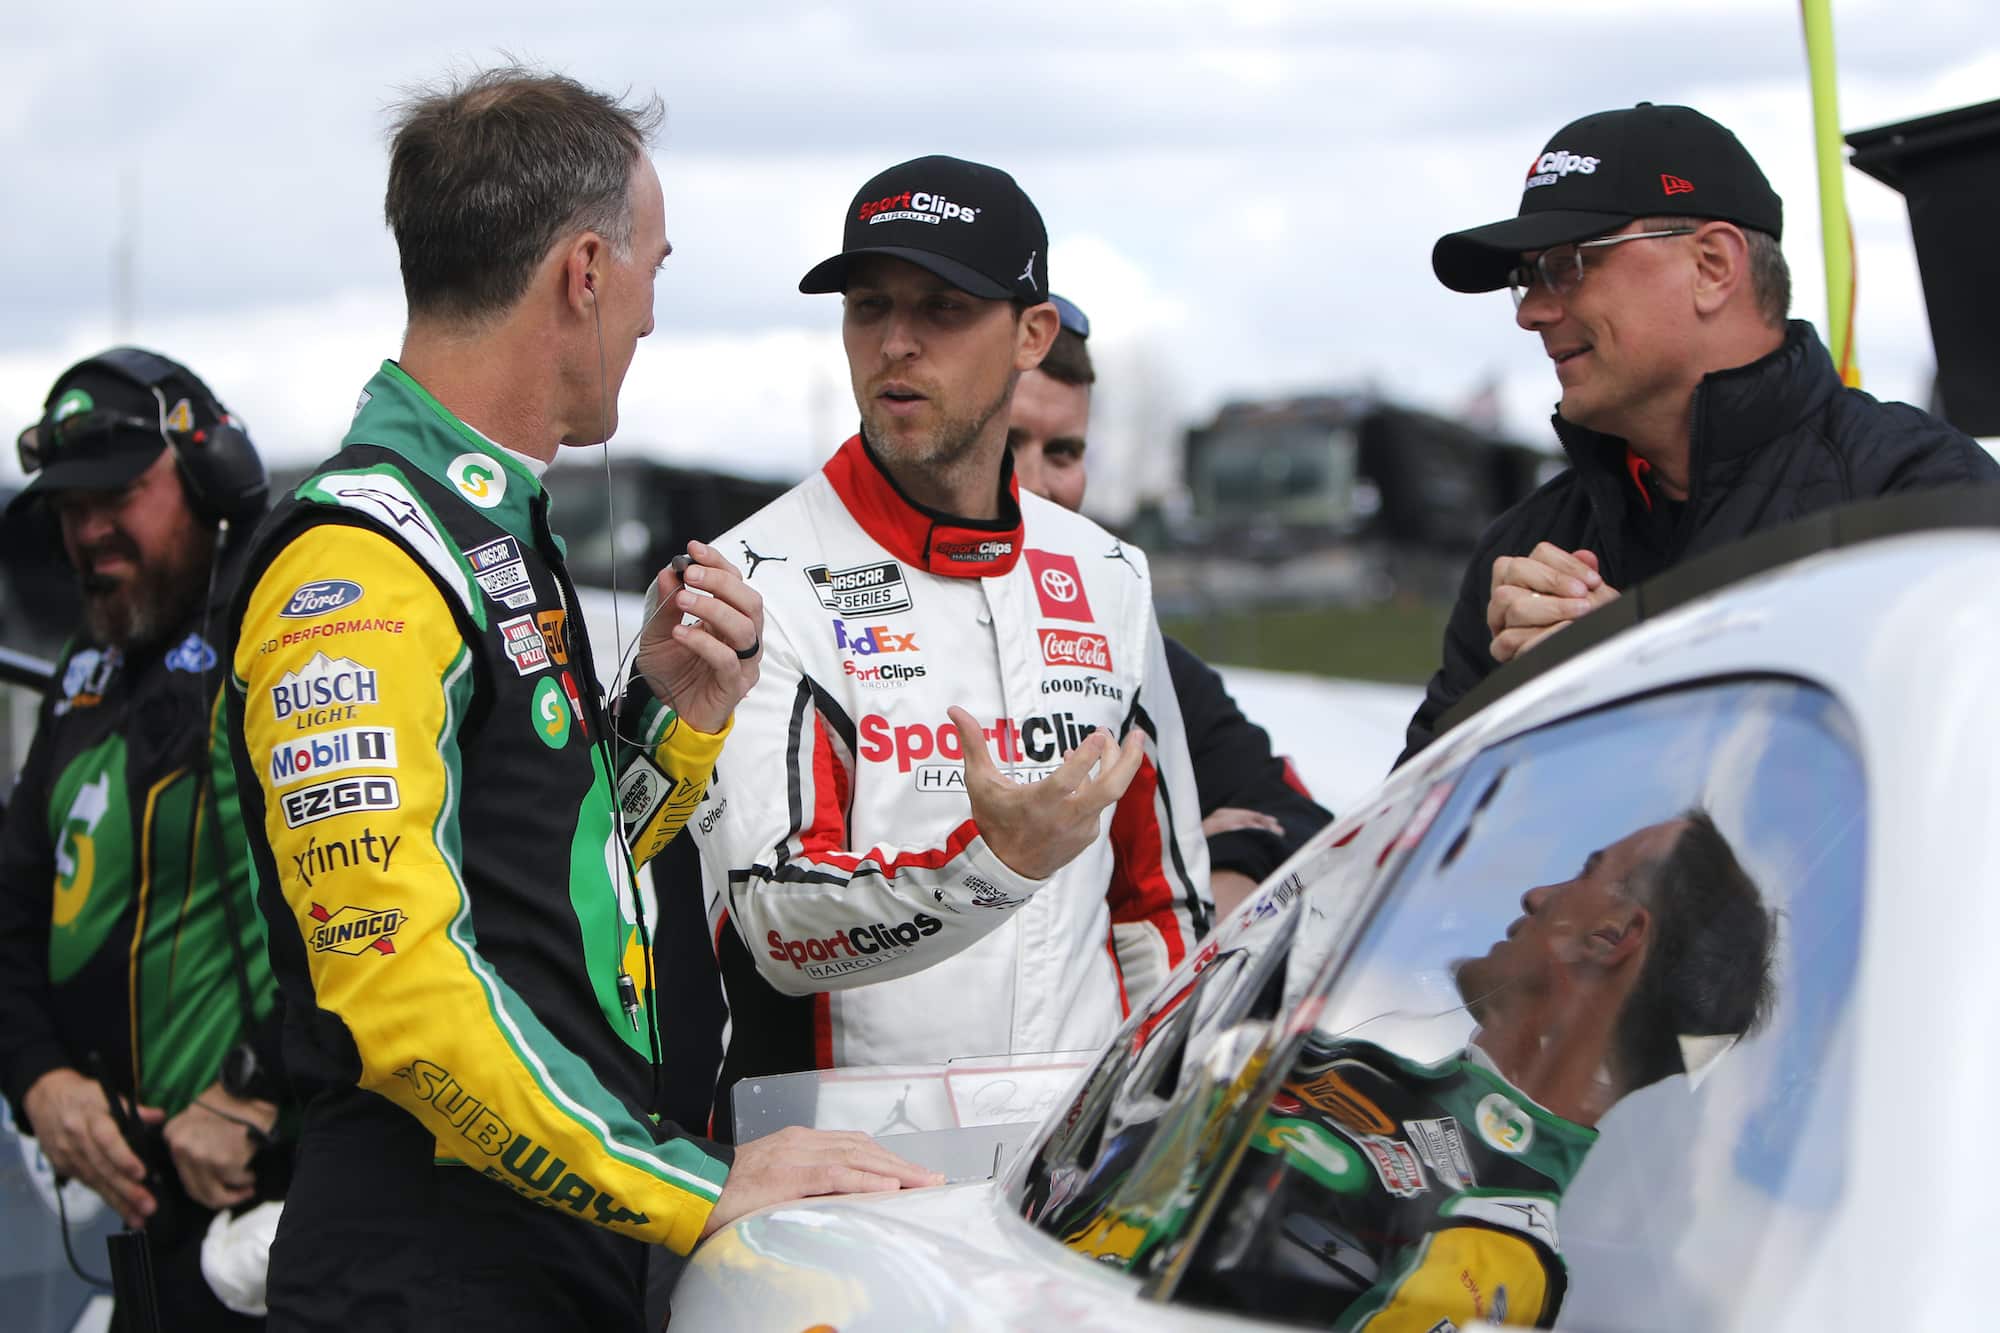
[19,346,267,526]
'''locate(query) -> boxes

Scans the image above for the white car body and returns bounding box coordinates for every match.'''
[674,518,2000,1332]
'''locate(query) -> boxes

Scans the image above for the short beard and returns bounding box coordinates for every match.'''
[80,525,218,651]
[863,373,1015,473]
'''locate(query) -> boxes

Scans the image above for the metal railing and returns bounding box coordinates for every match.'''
[0,645,54,696]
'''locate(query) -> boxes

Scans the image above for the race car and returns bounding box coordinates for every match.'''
[672,487,2000,1332]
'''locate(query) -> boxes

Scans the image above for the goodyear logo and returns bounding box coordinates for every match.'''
[307,902,404,955]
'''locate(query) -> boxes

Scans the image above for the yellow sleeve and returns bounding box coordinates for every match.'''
[619,703,730,867]
[1350,1226,1553,1331]
[236,524,727,1252]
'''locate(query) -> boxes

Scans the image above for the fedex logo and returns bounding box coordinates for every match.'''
[1025,550,1094,622]
[833,620,919,655]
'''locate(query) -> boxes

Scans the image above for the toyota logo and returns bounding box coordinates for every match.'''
[1039,568,1079,603]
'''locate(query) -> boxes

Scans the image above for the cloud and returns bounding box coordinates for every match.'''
[3,0,1992,511]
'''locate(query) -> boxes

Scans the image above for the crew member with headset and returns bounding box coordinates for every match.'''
[0,347,291,1325]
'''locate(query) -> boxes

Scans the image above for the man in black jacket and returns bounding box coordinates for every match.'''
[1403,102,1999,762]
[0,348,285,1325]
[1008,296,1332,913]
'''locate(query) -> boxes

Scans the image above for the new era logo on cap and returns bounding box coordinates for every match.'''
[800,155,1050,303]
[1661,174,1695,195]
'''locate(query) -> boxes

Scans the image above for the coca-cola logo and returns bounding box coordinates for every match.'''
[1039,628,1113,673]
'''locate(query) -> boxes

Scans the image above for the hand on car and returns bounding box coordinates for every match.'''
[947,705,1145,881]
[700,1125,943,1240]
[163,1080,276,1211]
[1487,543,1622,663]
[22,1067,162,1228]
[637,540,765,734]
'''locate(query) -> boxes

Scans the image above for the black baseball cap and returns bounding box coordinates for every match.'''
[800,155,1050,302]
[1433,103,1784,294]
[10,349,223,515]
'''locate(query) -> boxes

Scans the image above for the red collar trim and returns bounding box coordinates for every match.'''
[821,434,1025,578]
[1624,447,1654,512]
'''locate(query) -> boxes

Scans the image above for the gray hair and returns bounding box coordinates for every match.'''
[385,65,664,324]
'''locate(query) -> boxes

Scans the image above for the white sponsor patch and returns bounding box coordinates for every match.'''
[1475,1092,1534,1155]
[447,452,507,508]
[281,776,401,829]
[268,726,398,789]
[805,560,913,614]
[1352,1133,1427,1198]
[1405,1116,1478,1190]
[616,759,670,829]
[498,615,551,676]
[467,535,535,608]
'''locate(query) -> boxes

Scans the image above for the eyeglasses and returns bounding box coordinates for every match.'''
[1050,293,1090,340]
[1506,227,1697,308]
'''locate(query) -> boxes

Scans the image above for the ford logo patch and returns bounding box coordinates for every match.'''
[280,579,365,619]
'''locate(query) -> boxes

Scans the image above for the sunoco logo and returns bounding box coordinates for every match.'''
[280,579,365,619]
[307,902,404,955]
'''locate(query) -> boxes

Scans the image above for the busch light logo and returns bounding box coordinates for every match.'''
[280,579,365,619]
[272,653,379,722]
[163,633,218,674]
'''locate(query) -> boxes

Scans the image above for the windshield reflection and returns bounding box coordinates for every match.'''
[1179,812,1777,1329]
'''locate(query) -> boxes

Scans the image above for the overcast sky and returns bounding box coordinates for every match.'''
[2,0,1993,519]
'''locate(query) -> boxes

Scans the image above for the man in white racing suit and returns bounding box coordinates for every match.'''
[688,155,1210,1097]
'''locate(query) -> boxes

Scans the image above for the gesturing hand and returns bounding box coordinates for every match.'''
[22,1067,162,1228]
[700,1125,943,1240]
[1487,543,1621,663]
[635,540,764,734]
[946,705,1145,881]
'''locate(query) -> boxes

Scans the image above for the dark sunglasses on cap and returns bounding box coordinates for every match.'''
[16,399,171,475]
[1050,293,1090,340]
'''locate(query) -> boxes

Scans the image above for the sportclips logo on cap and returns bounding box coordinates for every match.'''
[1525,148,1601,191]
[858,190,983,227]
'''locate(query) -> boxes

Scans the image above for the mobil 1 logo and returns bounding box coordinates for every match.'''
[805,559,912,615]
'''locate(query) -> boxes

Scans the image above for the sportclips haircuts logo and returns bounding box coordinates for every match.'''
[1525,148,1600,190]
[859,711,1100,772]
[768,913,943,981]
[857,191,982,226]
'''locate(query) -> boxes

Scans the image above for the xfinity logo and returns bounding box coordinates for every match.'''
[1525,148,1600,190]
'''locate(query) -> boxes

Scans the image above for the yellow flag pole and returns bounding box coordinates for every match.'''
[1801,0,1862,387]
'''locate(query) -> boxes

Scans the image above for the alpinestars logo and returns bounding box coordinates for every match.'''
[1524,148,1600,190]
[858,191,982,226]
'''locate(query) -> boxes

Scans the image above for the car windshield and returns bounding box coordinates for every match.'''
[1015,678,1866,1332]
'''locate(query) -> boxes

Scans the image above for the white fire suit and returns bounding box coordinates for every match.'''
[690,434,1210,1073]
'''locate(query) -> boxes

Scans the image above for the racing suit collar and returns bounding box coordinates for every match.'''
[821,432,1025,578]
[343,361,549,550]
